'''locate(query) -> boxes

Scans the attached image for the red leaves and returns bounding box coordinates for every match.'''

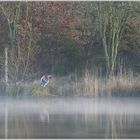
[18,2,87,45]
[59,16,78,28]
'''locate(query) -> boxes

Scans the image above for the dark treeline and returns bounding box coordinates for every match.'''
[0,1,140,83]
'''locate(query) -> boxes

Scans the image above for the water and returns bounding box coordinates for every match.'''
[0,97,140,138]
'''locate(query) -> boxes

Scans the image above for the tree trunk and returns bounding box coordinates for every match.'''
[5,47,8,83]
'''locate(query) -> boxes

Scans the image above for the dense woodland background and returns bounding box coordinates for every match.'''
[0,2,140,83]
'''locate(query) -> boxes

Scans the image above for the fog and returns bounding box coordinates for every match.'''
[0,97,140,115]
[0,97,140,138]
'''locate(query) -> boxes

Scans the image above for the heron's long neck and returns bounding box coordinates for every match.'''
[47,77,49,81]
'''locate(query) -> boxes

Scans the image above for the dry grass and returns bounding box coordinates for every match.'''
[0,69,140,96]
[35,69,140,97]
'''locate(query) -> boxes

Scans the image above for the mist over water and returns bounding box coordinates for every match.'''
[0,97,140,138]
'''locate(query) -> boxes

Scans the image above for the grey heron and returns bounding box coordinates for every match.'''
[40,74,52,87]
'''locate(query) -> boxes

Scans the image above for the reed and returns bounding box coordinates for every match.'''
[0,68,139,97]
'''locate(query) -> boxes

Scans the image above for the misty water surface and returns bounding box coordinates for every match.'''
[0,97,140,138]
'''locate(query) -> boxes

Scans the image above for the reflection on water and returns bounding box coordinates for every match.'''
[0,97,140,138]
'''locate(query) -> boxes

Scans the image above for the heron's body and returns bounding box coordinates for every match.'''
[40,75,52,87]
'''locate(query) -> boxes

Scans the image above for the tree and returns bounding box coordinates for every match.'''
[0,2,20,83]
[96,2,131,76]
[8,2,41,82]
